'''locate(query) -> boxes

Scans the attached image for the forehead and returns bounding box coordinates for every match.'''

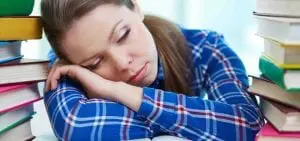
[61,5,132,64]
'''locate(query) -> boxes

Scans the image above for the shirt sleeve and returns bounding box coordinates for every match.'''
[136,31,264,141]
[44,76,153,141]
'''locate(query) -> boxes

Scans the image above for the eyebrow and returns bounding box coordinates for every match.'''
[79,19,124,65]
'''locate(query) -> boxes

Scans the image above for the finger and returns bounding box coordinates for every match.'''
[45,66,57,92]
[49,66,65,90]
[49,65,73,90]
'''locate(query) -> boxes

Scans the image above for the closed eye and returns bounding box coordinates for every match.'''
[117,28,130,43]
[86,57,102,70]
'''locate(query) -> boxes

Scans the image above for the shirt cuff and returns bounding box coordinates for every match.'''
[136,87,157,118]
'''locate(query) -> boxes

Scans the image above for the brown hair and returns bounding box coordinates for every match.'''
[41,0,194,95]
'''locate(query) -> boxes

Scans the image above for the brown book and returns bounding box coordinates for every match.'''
[0,58,49,85]
[248,75,300,110]
[261,99,300,132]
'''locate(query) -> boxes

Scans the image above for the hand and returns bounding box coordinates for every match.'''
[44,59,116,101]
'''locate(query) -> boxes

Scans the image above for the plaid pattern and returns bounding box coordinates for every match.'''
[44,29,264,141]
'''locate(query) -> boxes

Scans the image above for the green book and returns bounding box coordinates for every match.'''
[259,55,300,92]
[0,0,34,16]
[0,112,35,135]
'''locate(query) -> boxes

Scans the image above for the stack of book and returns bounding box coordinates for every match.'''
[0,1,48,141]
[249,0,300,140]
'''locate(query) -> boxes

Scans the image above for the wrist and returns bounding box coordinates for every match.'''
[114,82,143,112]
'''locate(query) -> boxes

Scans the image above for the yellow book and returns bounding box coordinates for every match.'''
[0,17,42,40]
[263,38,300,65]
[263,54,300,69]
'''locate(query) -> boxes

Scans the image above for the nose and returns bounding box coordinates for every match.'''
[107,48,132,72]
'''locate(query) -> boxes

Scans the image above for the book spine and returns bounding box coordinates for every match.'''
[0,17,42,40]
[259,55,286,90]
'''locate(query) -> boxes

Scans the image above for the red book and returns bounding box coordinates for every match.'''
[0,82,41,114]
[256,123,300,141]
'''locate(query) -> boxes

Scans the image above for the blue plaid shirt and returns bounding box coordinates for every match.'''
[44,29,264,141]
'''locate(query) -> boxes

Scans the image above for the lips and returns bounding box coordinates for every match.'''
[128,63,148,84]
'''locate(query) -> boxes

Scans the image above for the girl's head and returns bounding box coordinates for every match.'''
[41,0,193,95]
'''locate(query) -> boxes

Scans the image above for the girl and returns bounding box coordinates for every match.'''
[42,0,264,140]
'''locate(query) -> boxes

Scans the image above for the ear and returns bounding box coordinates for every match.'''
[131,0,144,21]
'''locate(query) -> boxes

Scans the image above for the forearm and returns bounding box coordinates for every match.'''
[112,81,143,112]
[136,86,264,141]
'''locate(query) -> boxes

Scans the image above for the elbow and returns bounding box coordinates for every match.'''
[238,105,265,139]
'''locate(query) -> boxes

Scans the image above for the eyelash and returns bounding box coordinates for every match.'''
[117,28,130,43]
[86,28,130,70]
[87,58,102,70]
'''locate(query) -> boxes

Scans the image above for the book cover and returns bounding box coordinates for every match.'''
[248,75,300,110]
[0,112,34,135]
[255,15,300,45]
[0,58,49,85]
[255,0,300,17]
[0,17,42,40]
[261,99,300,132]
[256,123,300,141]
[0,0,34,16]
[0,83,42,114]
[259,55,300,92]
[0,105,34,133]
[0,119,34,141]
[263,38,300,65]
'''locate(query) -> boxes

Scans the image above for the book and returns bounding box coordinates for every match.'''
[248,75,300,110]
[256,123,300,141]
[261,99,300,132]
[259,55,300,92]
[255,15,300,45]
[264,39,300,65]
[255,0,300,18]
[0,16,42,40]
[0,41,23,64]
[0,111,34,135]
[0,105,35,134]
[0,119,35,141]
[0,0,34,16]
[0,83,41,114]
[0,58,49,85]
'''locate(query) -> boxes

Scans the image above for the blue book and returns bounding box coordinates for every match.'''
[0,41,23,64]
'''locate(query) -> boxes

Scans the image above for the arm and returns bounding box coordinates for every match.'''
[44,51,153,140]
[44,77,153,141]
[127,31,264,140]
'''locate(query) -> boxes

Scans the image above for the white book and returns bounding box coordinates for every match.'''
[255,0,300,17]
[255,15,300,45]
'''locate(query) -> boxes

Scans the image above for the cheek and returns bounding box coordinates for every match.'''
[93,67,119,81]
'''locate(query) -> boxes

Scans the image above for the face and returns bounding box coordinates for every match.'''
[61,3,158,87]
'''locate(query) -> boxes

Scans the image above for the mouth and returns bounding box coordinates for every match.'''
[127,63,148,84]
